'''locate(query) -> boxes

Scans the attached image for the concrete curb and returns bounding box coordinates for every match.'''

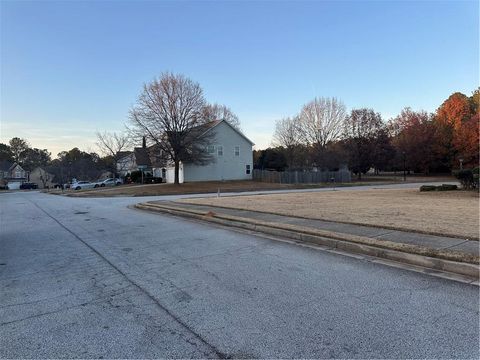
[135,202,480,280]
[177,199,479,241]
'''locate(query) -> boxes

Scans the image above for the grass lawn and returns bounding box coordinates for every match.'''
[47,175,454,198]
[51,179,403,197]
[180,188,479,240]
[55,181,341,197]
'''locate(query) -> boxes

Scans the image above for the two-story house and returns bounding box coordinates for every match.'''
[116,147,153,178]
[116,120,254,183]
[179,120,254,182]
[0,161,29,189]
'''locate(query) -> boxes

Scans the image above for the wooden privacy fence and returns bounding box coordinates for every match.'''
[253,169,351,184]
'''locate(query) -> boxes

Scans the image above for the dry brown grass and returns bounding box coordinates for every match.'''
[53,180,406,197]
[49,176,453,198]
[56,181,332,197]
[181,188,480,240]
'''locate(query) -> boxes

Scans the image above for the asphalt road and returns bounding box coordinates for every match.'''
[1,191,478,359]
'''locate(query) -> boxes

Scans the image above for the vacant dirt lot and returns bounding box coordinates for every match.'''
[181,189,480,239]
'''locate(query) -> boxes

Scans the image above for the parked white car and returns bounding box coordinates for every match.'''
[72,181,97,190]
[99,178,123,187]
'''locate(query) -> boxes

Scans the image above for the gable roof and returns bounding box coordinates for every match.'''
[125,120,254,167]
[116,151,133,160]
[9,163,25,172]
[0,161,26,173]
[199,120,255,145]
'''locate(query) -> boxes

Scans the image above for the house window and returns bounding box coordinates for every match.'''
[246,164,251,175]
[217,145,223,156]
[207,145,216,154]
[15,170,22,178]
[234,146,240,156]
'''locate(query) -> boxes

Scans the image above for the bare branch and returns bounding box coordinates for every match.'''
[95,131,132,177]
[272,116,300,148]
[202,103,241,130]
[297,97,347,148]
[128,72,214,184]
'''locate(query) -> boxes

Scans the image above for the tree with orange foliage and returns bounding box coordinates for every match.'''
[435,89,479,169]
[391,108,447,174]
[453,113,479,167]
[436,92,472,131]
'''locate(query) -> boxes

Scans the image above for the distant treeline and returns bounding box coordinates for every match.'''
[0,140,112,183]
[255,89,479,178]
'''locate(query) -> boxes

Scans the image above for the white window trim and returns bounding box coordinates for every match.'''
[207,145,216,154]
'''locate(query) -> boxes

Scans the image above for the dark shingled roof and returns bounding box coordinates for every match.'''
[0,161,14,172]
[134,147,151,167]
[116,151,133,160]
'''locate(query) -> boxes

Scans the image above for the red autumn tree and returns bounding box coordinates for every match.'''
[391,108,447,174]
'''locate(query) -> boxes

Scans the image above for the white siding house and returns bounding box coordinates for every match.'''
[180,120,254,182]
[116,120,254,183]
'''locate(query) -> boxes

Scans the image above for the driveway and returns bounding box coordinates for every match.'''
[0,191,478,358]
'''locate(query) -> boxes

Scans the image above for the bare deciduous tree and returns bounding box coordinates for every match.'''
[297,97,347,148]
[272,116,301,169]
[202,103,241,130]
[129,72,214,184]
[95,131,131,177]
[343,108,384,179]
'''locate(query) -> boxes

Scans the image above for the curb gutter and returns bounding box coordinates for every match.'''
[135,202,479,280]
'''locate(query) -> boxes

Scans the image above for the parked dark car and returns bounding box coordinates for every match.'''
[20,182,38,190]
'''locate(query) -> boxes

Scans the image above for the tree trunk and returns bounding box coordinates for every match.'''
[174,160,180,185]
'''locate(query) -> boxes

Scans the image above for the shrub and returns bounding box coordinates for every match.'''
[420,184,457,192]
[128,170,141,183]
[420,185,437,192]
[473,167,479,189]
[125,171,156,184]
[453,169,476,190]
[143,176,163,184]
[437,184,458,191]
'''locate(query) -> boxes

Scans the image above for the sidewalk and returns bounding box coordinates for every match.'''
[135,200,479,281]
[163,201,479,257]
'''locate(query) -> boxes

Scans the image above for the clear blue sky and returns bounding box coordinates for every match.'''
[1,0,478,156]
